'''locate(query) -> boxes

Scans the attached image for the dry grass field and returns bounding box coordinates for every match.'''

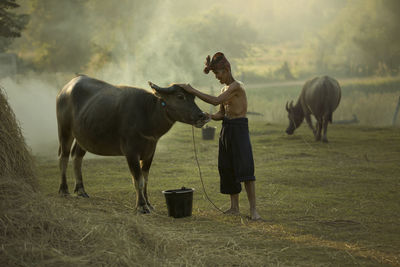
[25,122,400,266]
[1,78,400,266]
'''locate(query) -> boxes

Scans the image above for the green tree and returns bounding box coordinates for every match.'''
[10,0,257,81]
[0,0,29,52]
[312,0,400,76]
[12,0,91,72]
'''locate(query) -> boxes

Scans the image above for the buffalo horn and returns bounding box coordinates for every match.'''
[285,101,289,112]
[148,81,176,94]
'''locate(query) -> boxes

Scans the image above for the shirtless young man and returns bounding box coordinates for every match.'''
[178,52,261,220]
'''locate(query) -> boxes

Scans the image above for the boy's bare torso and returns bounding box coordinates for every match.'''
[221,81,247,119]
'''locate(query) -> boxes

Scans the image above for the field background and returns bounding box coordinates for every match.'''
[26,77,400,266]
[1,73,400,266]
[33,120,400,266]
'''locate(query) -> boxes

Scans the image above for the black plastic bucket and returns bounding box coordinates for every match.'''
[202,126,216,140]
[162,187,194,218]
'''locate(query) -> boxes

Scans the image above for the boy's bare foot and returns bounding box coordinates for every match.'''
[224,208,240,215]
[250,210,263,221]
[246,215,265,222]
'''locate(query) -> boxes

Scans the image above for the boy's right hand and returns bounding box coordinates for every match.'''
[204,112,212,122]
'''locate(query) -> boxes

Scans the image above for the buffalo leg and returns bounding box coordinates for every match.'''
[58,130,73,196]
[322,116,329,143]
[71,142,89,197]
[126,154,150,214]
[305,114,316,137]
[141,155,154,210]
[315,119,322,141]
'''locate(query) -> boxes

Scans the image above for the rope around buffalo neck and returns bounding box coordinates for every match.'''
[191,126,224,213]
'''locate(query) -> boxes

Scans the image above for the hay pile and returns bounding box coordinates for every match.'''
[0,87,41,265]
[0,86,36,189]
[0,86,37,216]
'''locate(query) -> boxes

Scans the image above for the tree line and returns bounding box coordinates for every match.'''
[1,0,399,81]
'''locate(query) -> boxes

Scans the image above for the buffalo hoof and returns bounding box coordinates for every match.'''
[322,138,329,143]
[58,184,70,197]
[75,191,90,198]
[74,184,89,198]
[136,205,151,214]
[59,191,70,197]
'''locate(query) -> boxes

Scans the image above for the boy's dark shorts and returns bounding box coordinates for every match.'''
[218,117,255,195]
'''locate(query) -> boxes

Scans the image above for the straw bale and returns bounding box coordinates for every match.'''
[0,86,36,189]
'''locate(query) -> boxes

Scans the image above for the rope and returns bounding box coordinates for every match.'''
[191,126,224,213]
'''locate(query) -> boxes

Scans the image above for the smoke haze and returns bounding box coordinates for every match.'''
[1,0,399,156]
[1,76,58,156]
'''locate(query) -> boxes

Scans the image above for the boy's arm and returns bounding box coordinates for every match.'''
[210,104,225,121]
[177,83,239,106]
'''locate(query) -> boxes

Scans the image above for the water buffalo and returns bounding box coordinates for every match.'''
[56,75,208,213]
[285,76,341,142]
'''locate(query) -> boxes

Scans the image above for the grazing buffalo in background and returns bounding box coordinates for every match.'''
[285,76,341,142]
[56,75,208,213]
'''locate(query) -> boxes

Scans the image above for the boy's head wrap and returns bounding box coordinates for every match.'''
[203,52,231,74]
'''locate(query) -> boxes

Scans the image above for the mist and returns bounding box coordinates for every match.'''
[1,75,58,156]
[1,0,399,156]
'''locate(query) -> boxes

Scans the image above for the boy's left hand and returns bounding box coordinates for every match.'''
[174,83,194,93]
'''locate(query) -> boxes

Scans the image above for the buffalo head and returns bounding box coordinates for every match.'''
[285,100,304,135]
[148,82,208,128]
